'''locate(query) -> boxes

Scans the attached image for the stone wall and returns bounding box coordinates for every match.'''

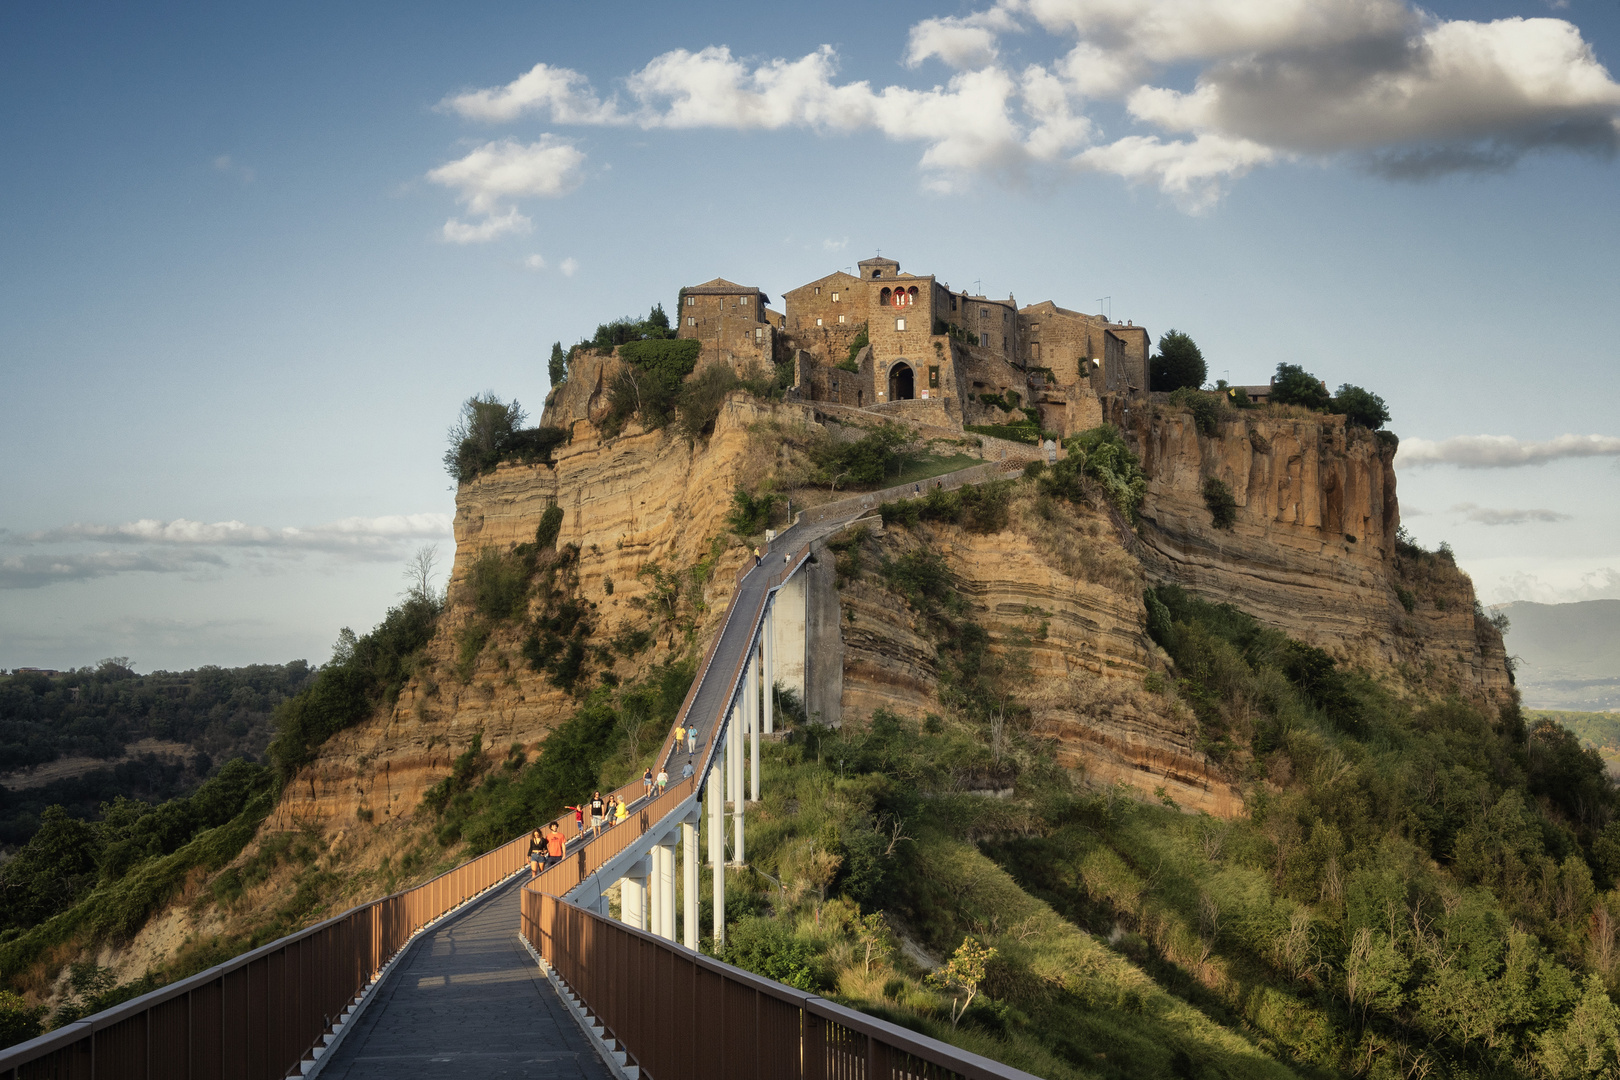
[677,288,774,372]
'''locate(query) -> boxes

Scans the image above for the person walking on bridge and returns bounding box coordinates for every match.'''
[753,545,762,566]
[527,829,545,881]
[686,725,698,753]
[545,822,566,870]
[681,757,694,781]
[614,796,629,826]
[642,767,654,799]
[656,766,669,795]
[589,791,605,837]
[674,722,686,751]
[566,803,585,835]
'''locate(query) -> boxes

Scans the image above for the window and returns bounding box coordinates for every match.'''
[755,327,764,341]
[814,286,821,295]
[980,308,988,319]
[1003,336,1008,350]
[1030,342,1040,360]
[686,316,696,326]
[871,269,881,278]
[928,365,940,389]
[686,295,695,306]
[831,292,840,302]
[816,318,823,327]
[896,318,906,331]
[838,314,845,324]
[880,287,892,306]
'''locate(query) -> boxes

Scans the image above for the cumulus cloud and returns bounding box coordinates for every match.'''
[427,137,585,243]
[1398,433,1620,468]
[1450,502,1571,526]
[559,257,579,277]
[524,253,546,270]
[1487,566,1620,605]
[434,1,1620,208]
[1,514,452,589]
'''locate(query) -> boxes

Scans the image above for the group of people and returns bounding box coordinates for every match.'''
[524,725,707,881]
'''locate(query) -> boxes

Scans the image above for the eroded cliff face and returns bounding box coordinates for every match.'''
[1112,399,1511,708]
[273,384,781,831]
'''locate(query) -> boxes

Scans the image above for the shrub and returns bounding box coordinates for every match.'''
[0,989,46,1046]
[1201,477,1237,529]
[676,364,744,440]
[548,341,566,387]
[1271,363,1331,410]
[724,915,831,991]
[443,394,525,482]
[1149,330,1206,392]
[602,338,703,435]
[842,328,869,371]
[811,423,914,488]
[1069,426,1147,522]
[1168,387,1223,437]
[965,423,1042,445]
[468,547,532,622]
[535,505,564,550]
[1330,384,1391,429]
[267,596,440,783]
[727,489,778,536]
[879,481,1014,535]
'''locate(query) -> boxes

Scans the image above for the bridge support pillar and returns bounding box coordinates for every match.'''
[682,818,699,949]
[750,636,762,802]
[709,746,726,947]
[763,602,775,737]
[730,700,745,865]
[654,836,676,942]
[618,856,649,932]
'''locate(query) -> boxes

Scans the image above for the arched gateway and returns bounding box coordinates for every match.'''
[888,361,915,401]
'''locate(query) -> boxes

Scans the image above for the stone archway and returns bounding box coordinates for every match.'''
[888,362,915,401]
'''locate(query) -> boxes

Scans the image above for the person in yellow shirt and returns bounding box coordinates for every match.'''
[614,797,629,825]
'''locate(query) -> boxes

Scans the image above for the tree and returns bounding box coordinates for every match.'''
[928,936,996,1028]
[548,342,566,388]
[1330,383,1390,429]
[403,545,441,607]
[1150,330,1206,392]
[444,393,525,482]
[1272,364,1330,410]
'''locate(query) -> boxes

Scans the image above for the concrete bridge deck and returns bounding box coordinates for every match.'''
[315,879,611,1080]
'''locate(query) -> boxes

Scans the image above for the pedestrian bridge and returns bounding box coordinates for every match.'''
[0,464,1035,1080]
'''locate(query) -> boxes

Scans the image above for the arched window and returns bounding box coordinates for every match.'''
[880,287,892,306]
[907,286,919,305]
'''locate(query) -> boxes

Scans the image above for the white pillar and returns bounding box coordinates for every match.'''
[657,839,676,941]
[682,819,699,949]
[763,604,775,736]
[648,844,665,938]
[619,862,647,931]
[709,756,726,946]
[731,698,746,865]
[748,648,761,803]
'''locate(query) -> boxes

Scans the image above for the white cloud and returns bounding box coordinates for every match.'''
[1470,561,1620,604]
[1449,502,1572,526]
[427,137,585,243]
[559,257,579,277]
[440,62,625,124]
[1398,433,1620,468]
[436,2,1620,209]
[1,514,453,589]
[442,209,531,244]
[822,237,849,251]
[524,253,546,270]
[906,10,1019,70]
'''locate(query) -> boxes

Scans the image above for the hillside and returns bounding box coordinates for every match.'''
[1503,600,1620,710]
[12,351,1609,1079]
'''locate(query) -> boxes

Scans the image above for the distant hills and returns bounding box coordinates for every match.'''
[1501,599,1620,710]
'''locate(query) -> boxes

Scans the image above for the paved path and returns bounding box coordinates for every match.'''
[317,879,611,1080]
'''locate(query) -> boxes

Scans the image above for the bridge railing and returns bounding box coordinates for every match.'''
[521,890,1036,1080]
[0,830,532,1080]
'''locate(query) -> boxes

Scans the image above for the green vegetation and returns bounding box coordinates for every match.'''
[879,481,1016,536]
[602,338,703,436]
[979,391,1023,412]
[1066,425,1148,522]
[1271,363,1332,411]
[727,489,780,536]
[1202,477,1238,529]
[966,423,1047,445]
[703,516,1620,1080]
[810,423,918,490]
[442,393,569,482]
[574,303,677,356]
[933,320,980,347]
[548,341,566,388]
[0,660,307,849]
[841,327,869,371]
[267,594,441,784]
[421,661,695,852]
[0,760,275,994]
[1330,384,1391,430]
[1149,330,1207,392]
[1169,387,1224,436]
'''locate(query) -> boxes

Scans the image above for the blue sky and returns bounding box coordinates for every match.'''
[2,0,1618,671]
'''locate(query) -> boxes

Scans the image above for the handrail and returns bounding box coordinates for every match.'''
[0,827,534,1077]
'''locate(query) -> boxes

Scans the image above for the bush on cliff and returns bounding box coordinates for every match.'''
[810,423,915,489]
[602,338,703,436]
[267,596,440,784]
[1330,383,1391,429]
[442,393,568,482]
[1270,363,1332,410]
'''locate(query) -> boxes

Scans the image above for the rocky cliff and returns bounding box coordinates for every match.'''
[1112,398,1512,708]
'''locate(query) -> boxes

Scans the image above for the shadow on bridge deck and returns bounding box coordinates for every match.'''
[315,878,611,1079]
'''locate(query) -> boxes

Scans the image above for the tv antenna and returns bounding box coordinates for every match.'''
[1096,296,1111,320]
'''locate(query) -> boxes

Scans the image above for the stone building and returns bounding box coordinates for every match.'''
[1018,301,1150,395]
[676,278,776,372]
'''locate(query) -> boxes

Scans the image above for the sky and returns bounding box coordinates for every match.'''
[2,0,1618,673]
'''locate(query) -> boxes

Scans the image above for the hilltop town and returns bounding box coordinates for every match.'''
[673,254,1150,440]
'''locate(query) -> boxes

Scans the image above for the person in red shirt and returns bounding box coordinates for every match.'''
[544,823,566,870]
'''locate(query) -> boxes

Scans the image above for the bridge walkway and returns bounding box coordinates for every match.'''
[315,878,610,1080]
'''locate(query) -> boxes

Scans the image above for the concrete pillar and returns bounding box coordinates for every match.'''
[772,570,808,705]
[729,699,745,864]
[763,604,775,736]
[682,819,698,950]
[619,859,648,931]
[708,754,726,946]
[748,645,761,803]
[648,844,665,939]
[655,839,676,941]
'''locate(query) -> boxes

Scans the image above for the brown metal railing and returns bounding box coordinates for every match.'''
[521,891,1038,1080]
[0,831,532,1079]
